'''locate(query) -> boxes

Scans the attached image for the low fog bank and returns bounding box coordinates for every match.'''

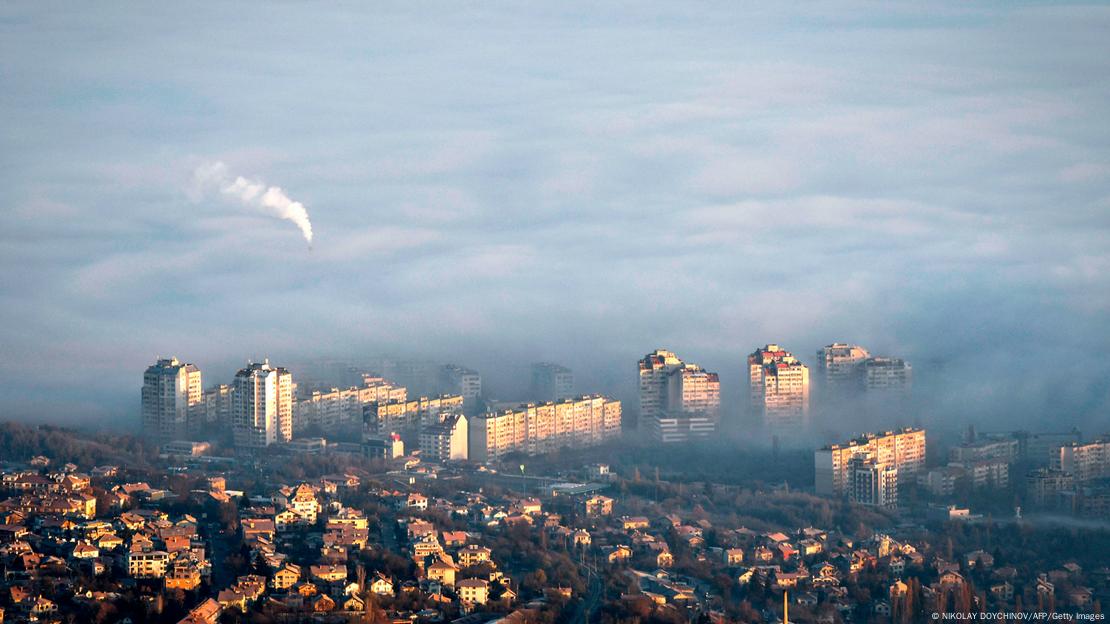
[6,312,1106,444]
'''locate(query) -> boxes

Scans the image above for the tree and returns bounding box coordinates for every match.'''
[523,569,548,595]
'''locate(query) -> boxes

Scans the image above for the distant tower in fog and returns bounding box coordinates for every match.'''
[816,343,870,398]
[141,357,202,442]
[861,357,912,396]
[748,344,809,438]
[439,364,481,411]
[202,384,235,431]
[531,362,574,401]
[639,350,683,428]
[232,360,293,448]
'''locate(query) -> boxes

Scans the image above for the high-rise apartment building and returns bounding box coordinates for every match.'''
[861,357,912,395]
[420,414,468,462]
[815,428,926,496]
[232,360,294,448]
[1026,468,1075,508]
[848,453,899,508]
[364,395,465,440]
[966,429,1082,467]
[949,438,1019,464]
[530,363,574,402]
[1057,437,1110,482]
[469,395,621,462]
[816,343,870,396]
[295,378,406,432]
[638,350,720,443]
[201,384,234,431]
[1021,430,1083,466]
[373,359,438,396]
[815,344,912,399]
[659,364,720,443]
[639,349,683,427]
[142,357,202,442]
[440,365,481,410]
[748,345,809,436]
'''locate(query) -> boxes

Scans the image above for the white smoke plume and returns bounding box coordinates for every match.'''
[193,161,314,246]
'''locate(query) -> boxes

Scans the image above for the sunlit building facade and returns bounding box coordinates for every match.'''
[1057,437,1110,482]
[658,364,720,443]
[748,345,810,436]
[420,414,468,461]
[469,395,621,462]
[638,349,720,443]
[232,360,294,448]
[815,427,926,496]
[295,379,406,432]
[364,395,465,441]
[142,357,202,442]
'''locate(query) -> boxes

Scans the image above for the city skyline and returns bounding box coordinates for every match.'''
[1,4,1108,622]
[2,4,1109,436]
[78,330,1077,442]
[135,342,915,448]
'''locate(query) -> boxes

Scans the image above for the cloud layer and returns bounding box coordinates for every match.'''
[0,3,1108,433]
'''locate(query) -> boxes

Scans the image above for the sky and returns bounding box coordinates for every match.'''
[1,2,1108,434]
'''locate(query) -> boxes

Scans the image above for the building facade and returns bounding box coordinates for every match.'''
[848,453,899,508]
[1026,468,1075,508]
[232,360,294,448]
[638,349,720,443]
[469,395,621,462]
[949,438,1019,464]
[363,433,405,460]
[439,365,481,410]
[861,357,912,396]
[1057,437,1110,482]
[815,343,870,397]
[530,363,574,402]
[658,363,720,443]
[420,414,468,461]
[364,395,465,441]
[815,428,926,496]
[201,384,234,431]
[142,357,202,442]
[748,345,810,437]
[295,379,406,432]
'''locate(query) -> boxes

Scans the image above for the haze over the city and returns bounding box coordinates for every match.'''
[2,3,1108,432]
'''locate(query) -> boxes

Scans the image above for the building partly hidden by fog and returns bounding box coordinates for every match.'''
[439,364,482,412]
[816,343,912,399]
[638,349,721,444]
[748,344,810,440]
[815,343,913,436]
[815,343,870,393]
[141,357,202,443]
[530,362,574,402]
